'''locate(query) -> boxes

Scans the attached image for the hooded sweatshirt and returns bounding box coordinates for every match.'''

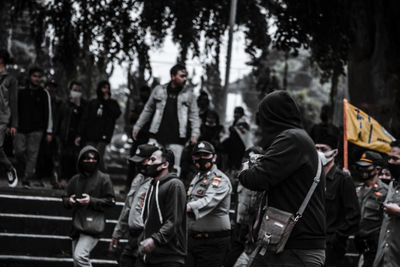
[79,88,121,143]
[141,172,187,264]
[239,90,326,249]
[62,145,115,237]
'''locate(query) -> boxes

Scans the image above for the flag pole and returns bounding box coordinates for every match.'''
[343,98,348,170]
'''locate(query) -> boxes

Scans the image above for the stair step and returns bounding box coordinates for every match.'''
[0,233,126,259]
[0,193,124,219]
[0,213,120,237]
[0,255,117,267]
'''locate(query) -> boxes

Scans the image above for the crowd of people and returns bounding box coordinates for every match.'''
[1,49,400,267]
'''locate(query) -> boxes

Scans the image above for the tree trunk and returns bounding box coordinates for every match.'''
[348,0,400,137]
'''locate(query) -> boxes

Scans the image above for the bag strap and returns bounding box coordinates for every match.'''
[294,155,322,221]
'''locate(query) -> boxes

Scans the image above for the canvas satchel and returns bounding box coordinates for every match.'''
[254,156,322,256]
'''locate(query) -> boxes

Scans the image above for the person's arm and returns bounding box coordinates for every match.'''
[89,175,116,211]
[189,91,200,140]
[238,132,303,191]
[187,177,231,219]
[384,203,400,216]
[112,194,131,240]
[336,175,361,236]
[132,86,158,134]
[43,89,53,136]
[150,181,186,246]
[8,76,18,129]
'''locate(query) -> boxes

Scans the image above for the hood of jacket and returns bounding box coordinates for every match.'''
[76,145,100,174]
[258,90,303,149]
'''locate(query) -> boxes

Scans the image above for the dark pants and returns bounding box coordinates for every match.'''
[186,235,230,267]
[250,249,325,267]
[0,124,12,171]
[325,237,346,266]
[135,260,182,267]
[119,233,140,267]
[60,143,80,181]
[35,134,58,180]
[14,131,43,181]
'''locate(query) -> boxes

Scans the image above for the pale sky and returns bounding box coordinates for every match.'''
[110,30,251,121]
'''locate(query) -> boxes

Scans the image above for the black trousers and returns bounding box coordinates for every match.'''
[119,233,140,267]
[250,249,325,267]
[135,260,182,267]
[186,235,230,267]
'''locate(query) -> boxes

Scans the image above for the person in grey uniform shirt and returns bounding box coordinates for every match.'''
[185,141,232,267]
[109,144,158,267]
[373,140,400,267]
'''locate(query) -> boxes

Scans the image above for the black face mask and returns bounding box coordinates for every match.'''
[145,163,164,178]
[136,164,147,175]
[81,162,98,174]
[194,158,213,172]
[381,178,392,185]
[388,163,400,180]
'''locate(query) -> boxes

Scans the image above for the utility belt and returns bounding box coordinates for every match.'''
[190,230,231,239]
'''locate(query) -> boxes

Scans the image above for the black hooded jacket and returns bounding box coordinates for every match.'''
[141,172,187,264]
[239,90,326,249]
[62,145,115,237]
[79,88,121,143]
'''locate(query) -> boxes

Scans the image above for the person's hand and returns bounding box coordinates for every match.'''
[69,194,77,206]
[186,204,192,212]
[139,238,156,253]
[8,127,17,137]
[190,136,197,145]
[384,203,400,216]
[46,134,53,143]
[342,168,351,176]
[77,193,90,205]
[74,137,81,146]
[109,238,118,252]
[132,129,139,140]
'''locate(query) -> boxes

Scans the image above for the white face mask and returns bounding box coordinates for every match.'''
[70,90,82,99]
[318,149,337,166]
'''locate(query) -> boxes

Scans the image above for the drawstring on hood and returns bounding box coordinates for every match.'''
[258,90,303,149]
[142,180,164,225]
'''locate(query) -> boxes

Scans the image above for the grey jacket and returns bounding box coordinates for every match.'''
[0,70,18,127]
[133,83,200,138]
[187,165,232,232]
[373,181,400,267]
[112,174,152,239]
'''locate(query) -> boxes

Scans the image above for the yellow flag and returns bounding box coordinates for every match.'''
[344,99,395,154]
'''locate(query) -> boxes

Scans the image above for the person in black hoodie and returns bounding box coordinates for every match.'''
[62,145,115,267]
[78,80,121,171]
[238,90,326,267]
[137,148,187,267]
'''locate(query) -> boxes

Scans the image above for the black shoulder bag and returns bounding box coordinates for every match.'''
[248,156,322,264]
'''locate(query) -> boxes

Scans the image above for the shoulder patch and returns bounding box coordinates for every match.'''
[212,177,221,186]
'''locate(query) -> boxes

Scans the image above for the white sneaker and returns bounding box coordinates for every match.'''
[7,167,18,188]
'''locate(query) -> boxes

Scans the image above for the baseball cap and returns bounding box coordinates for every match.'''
[129,144,158,163]
[192,141,215,155]
[356,151,383,167]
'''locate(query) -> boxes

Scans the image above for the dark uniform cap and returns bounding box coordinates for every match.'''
[129,144,158,163]
[192,141,215,155]
[356,151,383,167]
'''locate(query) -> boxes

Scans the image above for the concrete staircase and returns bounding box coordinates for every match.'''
[0,187,126,267]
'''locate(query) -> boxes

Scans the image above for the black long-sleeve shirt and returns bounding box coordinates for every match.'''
[239,128,326,249]
[325,166,360,240]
